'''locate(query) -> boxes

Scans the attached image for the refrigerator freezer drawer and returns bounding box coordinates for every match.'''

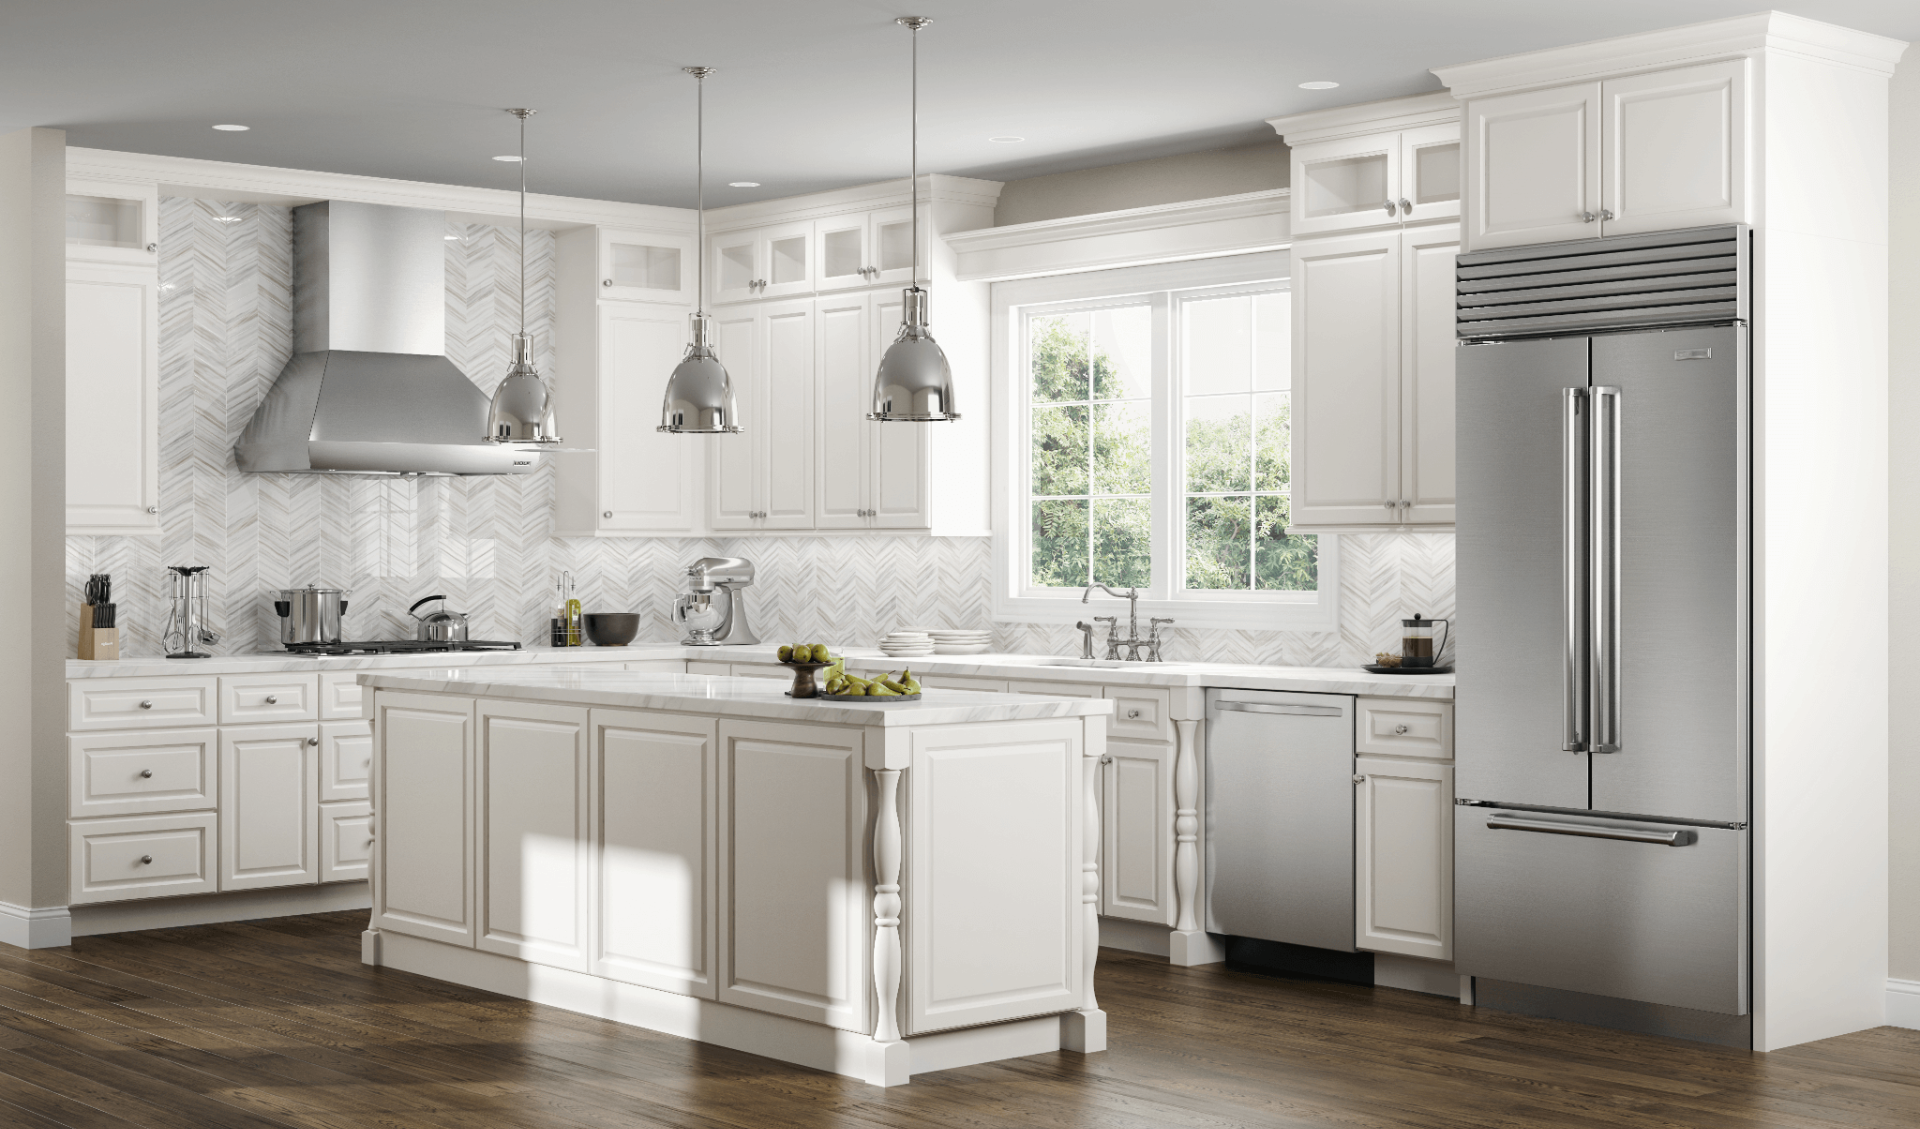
[1455,807,1747,1015]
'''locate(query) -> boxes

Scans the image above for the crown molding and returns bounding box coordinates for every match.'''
[1432,11,1908,99]
[946,188,1290,282]
[65,146,694,232]
[1266,91,1460,146]
[701,173,1003,232]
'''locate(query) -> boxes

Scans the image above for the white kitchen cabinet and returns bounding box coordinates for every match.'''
[591,709,718,998]
[717,719,869,1032]
[218,723,319,891]
[320,800,373,884]
[707,298,815,531]
[372,691,476,947]
[1287,124,1460,236]
[1290,225,1457,530]
[66,260,160,535]
[319,719,372,802]
[1355,697,1454,759]
[319,671,365,721]
[476,699,591,971]
[712,219,814,302]
[219,673,318,725]
[596,226,696,304]
[69,812,217,905]
[814,205,919,293]
[1462,61,1747,250]
[814,291,929,530]
[69,677,218,732]
[65,179,157,266]
[552,227,702,537]
[1101,737,1173,925]
[1354,756,1453,961]
[69,728,217,819]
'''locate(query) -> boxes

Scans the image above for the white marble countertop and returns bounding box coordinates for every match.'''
[65,642,738,679]
[359,668,1115,727]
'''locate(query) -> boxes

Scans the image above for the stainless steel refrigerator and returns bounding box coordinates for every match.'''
[1453,225,1750,1031]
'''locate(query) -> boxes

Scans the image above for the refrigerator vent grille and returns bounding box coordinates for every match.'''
[1455,225,1748,340]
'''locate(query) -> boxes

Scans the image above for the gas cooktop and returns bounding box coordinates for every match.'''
[280,639,523,656]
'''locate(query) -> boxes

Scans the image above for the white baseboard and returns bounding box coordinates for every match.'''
[1373,952,1462,999]
[70,882,370,938]
[0,901,74,950]
[371,928,1095,1085]
[1888,978,1920,1030]
[1097,916,1171,957]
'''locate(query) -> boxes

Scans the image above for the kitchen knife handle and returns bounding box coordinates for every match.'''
[1562,387,1589,753]
[1486,813,1692,846]
[1590,386,1621,754]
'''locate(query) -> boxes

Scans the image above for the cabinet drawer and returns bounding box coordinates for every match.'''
[319,671,365,720]
[69,728,217,818]
[914,674,1010,693]
[320,800,373,883]
[1104,686,1173,743]
[320,719,373,801]
[220,674,319,724]
[69,812,217,904]
[69,677,217,732]
[1356,697,1453,758]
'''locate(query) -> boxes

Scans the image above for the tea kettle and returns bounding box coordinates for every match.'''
[408,594,470,642]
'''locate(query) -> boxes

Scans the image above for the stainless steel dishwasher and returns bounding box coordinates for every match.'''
[1204,688,1356,951]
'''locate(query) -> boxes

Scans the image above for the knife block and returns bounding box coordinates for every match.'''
[78,603,120,661]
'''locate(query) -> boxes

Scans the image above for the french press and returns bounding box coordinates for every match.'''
[1400,612,1451,668]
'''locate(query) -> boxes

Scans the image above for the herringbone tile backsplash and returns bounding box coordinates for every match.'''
[68,198,1453,666]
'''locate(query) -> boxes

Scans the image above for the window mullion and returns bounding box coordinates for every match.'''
[1150,291,1174,602]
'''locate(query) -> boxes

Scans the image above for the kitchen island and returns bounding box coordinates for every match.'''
[358,667,1111,1086]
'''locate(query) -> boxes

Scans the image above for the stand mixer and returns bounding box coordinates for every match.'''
[672,557,761,646]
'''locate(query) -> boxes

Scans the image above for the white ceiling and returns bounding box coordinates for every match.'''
[9,1,1916,208]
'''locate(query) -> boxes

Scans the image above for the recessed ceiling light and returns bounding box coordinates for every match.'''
[1298,80,1339,90]
[988,136,1025,143]
[212,123,249,131]
[728,181,760,188]
[492,154,525,162]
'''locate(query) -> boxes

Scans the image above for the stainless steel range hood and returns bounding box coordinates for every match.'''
[235,201,539,476]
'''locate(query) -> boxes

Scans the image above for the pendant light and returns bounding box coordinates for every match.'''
[659,67,741,434]
[485,107,564,445]
[869,16,959,423]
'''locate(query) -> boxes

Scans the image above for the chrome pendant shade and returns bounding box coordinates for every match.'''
[660,67,741,434]
[485,108,564,446]
[870,16,958,423]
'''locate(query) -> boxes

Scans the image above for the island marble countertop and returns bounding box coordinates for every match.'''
[359,667,1115,727]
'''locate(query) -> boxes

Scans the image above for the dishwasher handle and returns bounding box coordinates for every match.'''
[1213,701,1344,718]
[1486,813,1695,846]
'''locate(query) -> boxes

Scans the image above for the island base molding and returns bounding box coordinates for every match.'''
[366,929,1107,1086]
[1095,918,1228,966]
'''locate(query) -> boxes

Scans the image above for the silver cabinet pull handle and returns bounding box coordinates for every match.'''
[602,278,613,287]
[145,242,157,253]
[1383,200,1398,217]
[139,700,154,709]
[1383,501,1396,510]
[265,695,279,705]
[139,768,154,778]
[139,854,153,864]
[1353,774,1366,783]
[603,511,613,519]
[146,506,159,514]
[1393,724,1410,735]
[1098,754,1113,765]
[1216,701,1342,717]
[1487,813,1692,846]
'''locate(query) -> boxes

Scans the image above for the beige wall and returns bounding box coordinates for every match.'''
[1890,58,1920,983]
[992,139,1288,227]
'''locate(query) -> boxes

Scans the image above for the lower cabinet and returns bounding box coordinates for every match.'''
[475,699,591,971]
[1101,738,1174,925]
[220,724,320,891]
[69,812,218,905]
[372,692,477,946]
[320,801,373,883]
[1354,755,1454,960]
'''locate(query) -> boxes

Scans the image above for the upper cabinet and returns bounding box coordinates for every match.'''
[65,178,158,267]
[1460,59,1748,250]
[813,205,919,293]
[711,219,814,302]
[66,179,161,535]
[1274,93,1462,237]
[597,227,696,305]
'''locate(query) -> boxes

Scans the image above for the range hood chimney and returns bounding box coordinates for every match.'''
[236,200,539,476]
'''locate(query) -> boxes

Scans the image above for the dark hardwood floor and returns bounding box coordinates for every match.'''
[0,912,1915,1129]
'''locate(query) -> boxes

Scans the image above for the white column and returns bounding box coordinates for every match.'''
[864,766,910,1085]
[1168,718,1223,966]
[1062,720,1107,1052]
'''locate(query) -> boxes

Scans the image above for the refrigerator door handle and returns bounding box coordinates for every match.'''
[1562,387,1590,752]
[1590,385,1622,753]
[1486,813,1694,846]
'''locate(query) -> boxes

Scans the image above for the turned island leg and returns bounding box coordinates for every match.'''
[1062,728,1107,1052]
[865,767,910,1085]
[1169,718,1224,966]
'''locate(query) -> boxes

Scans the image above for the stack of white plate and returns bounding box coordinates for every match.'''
[928,628,993,655]
[879,631,934,658]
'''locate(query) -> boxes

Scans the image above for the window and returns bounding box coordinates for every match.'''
[993,254,1338,631]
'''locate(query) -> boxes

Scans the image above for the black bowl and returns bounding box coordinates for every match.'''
[583,612,641,646]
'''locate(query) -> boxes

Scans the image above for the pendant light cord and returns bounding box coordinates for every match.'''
[697,70,705,317]
[519,110,527,335]
[910,21,919,291]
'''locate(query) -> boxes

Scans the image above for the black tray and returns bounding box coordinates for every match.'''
[1364,664,1453,675]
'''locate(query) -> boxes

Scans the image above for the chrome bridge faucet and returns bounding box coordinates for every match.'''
[1081,584,1172,661]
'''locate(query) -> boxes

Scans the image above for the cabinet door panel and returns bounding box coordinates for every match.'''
[1400,123,1462,224]
[814,214,870,293]
[1290,232,1402,526]
[868,293,929,528]
[477,700,590,971]
[66,265,159,534]
[372,693,475,946]
[598,227,694,304]
[1603,61,1748,236]
[718,721,868,1032]
[759,220,815,298]
[1355,756,1452,960]
[219,724,319,891]
[707,309,760,529]
[70,678,217,732]
[320,719,373,801]
[69,728,217,818]
[592,710,718,998]
[761,302,816,527]
[1292,133,1401,235]
[815,294,872,528]
[600,304,700,531]
[1401,225,1459,525]
[320,800,373,883]
[70,813,217,905]
[1101,738,1173,925]
[220,674,319,725]
[319,671,364,721]
[1466,83,1602,250]
[867,205,920,289]
[711,231,760,304]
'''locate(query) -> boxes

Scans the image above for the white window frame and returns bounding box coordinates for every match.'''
[990,252,1338,632]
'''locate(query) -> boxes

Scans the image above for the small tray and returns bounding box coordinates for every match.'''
[1364,664,1453,675]
[788,691,923,702]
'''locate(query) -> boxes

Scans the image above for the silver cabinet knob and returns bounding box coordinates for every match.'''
[1582,211,1599,223]
[1383,200,1398,217]
[1399,198,1412,213]
[1099,754,1113,765]
[1394,724,1410,735]
[139,768,153,778]
[603,511,613,519]
[1126,709,1142,719]
[1600,208,1616,221]
[265,695,279,705]
[1383,501,1396,510]
[146,505,158,514]
[307,737,319,747]
[602,278,613,287]
[1353,775,1366,784]
[139,854,153,864]
[145,243,157,253]
[139,700,154,709]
